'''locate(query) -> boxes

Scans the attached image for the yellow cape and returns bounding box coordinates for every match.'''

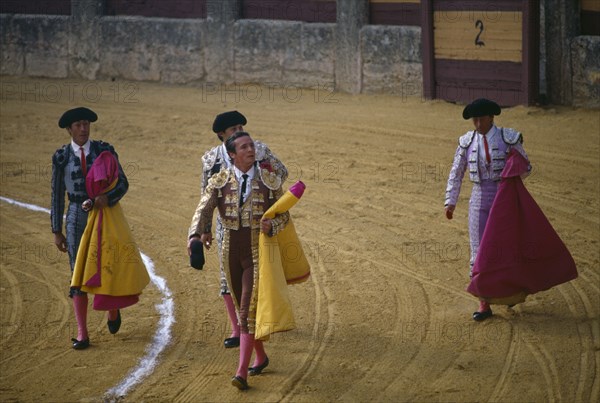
[255,189,310,341]
[71,201,149,297]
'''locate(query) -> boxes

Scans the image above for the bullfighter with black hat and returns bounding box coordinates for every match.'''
[444,98,532,321]
[187,111,287,349]
[51,107,130,349]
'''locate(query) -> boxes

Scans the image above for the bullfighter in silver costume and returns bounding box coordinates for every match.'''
[51,110,128,281]
[51,107,129,349]
[445,99,531,321]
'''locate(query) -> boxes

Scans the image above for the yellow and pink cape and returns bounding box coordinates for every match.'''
[255,181,310,340]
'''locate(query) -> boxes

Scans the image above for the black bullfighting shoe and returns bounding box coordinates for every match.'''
[71,338,90,350]
[248,356,269,376]
[231,376,249,390]
[107,310,121,334]
[472,309,493,321]
[224,336,240,348]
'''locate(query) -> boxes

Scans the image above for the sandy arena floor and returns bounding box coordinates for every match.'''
[0,76,599,402]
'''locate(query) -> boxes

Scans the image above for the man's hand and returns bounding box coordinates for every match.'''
[445,204,455,220]
[187,234,212,254]
[94,194,108,209]
[200,232,213,250]
[261,218,273,235]
[187,236,199,256]
[54,232,67,252]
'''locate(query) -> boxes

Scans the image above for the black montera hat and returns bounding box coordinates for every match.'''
[58,107,98,128]
[212,110,247,133]
[462,98,501,120]
[189,238,205,270]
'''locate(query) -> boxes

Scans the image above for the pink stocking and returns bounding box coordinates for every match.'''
[236,333,254,380]
[252,339,268,368]
[478,300,490,312]
[223,294,240,338]
[108,309,118,321]
[73,294,89,341]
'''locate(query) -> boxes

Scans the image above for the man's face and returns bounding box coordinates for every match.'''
[230,135,255,170]
[472,115,493,134]
[221,124,244,142]
[68,120,91,146]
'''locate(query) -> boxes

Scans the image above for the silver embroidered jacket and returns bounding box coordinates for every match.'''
[445,127,531,207]
[51,140,128,233]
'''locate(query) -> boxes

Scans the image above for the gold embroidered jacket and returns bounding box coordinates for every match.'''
[188,165,289,238]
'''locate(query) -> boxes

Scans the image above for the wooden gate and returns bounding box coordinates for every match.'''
[581,0,600,36]
[421,0,539,106]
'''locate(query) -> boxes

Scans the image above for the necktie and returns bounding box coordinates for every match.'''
[80,147,87,178]
[482,134,491,164]
[239,174,248,206]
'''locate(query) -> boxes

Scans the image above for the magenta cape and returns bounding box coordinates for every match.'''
[467,150,577,305]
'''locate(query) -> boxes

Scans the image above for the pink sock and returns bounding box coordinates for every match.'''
[252,339,268,368]
[108,309,118,321]
[236,333,254,380]
[478,300,490,312]
[73,294,89,341]
[223,294,240,338]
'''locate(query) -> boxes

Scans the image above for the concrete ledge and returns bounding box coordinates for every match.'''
[1,10,599,107]
[98,17,205,83]
[1,15,70,77]
[233,20,335,87]
[361,25,422,94]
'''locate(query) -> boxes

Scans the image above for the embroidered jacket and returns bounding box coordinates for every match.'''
[445,126,531,207]
[189,163,289,238]
[200,140,287,191]
[51,140,128,233]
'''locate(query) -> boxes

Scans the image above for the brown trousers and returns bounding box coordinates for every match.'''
[228,227,254,333]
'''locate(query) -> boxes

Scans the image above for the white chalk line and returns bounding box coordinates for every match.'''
[0,196,174,399]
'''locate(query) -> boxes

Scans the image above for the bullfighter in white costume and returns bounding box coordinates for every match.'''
[445,98,531,321]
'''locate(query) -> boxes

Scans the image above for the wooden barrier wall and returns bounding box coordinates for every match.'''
[3,0,594,106]
[581,0,600,36]
[370,0,420,26]
[422,0,539,106]
[0,0,71,15]
[105,0,207,18]
[242,0,336,22]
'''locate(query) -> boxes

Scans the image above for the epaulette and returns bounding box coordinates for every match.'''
[95,140,115,153]
[52,144,70,168]
[501,128,523,145]
[207,167,230,189]
[202,145,220,172]
[458,131,475,149]
[254,140,268,161]
[258,161,282,190]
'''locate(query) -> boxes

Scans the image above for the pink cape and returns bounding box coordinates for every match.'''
[467,150,578,305]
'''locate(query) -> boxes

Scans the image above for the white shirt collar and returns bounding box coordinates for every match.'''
[233,164,255,205]
[477,124,497,138]
[476,125,497,168]
[233,164,255,181]
[71,140,90,156]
